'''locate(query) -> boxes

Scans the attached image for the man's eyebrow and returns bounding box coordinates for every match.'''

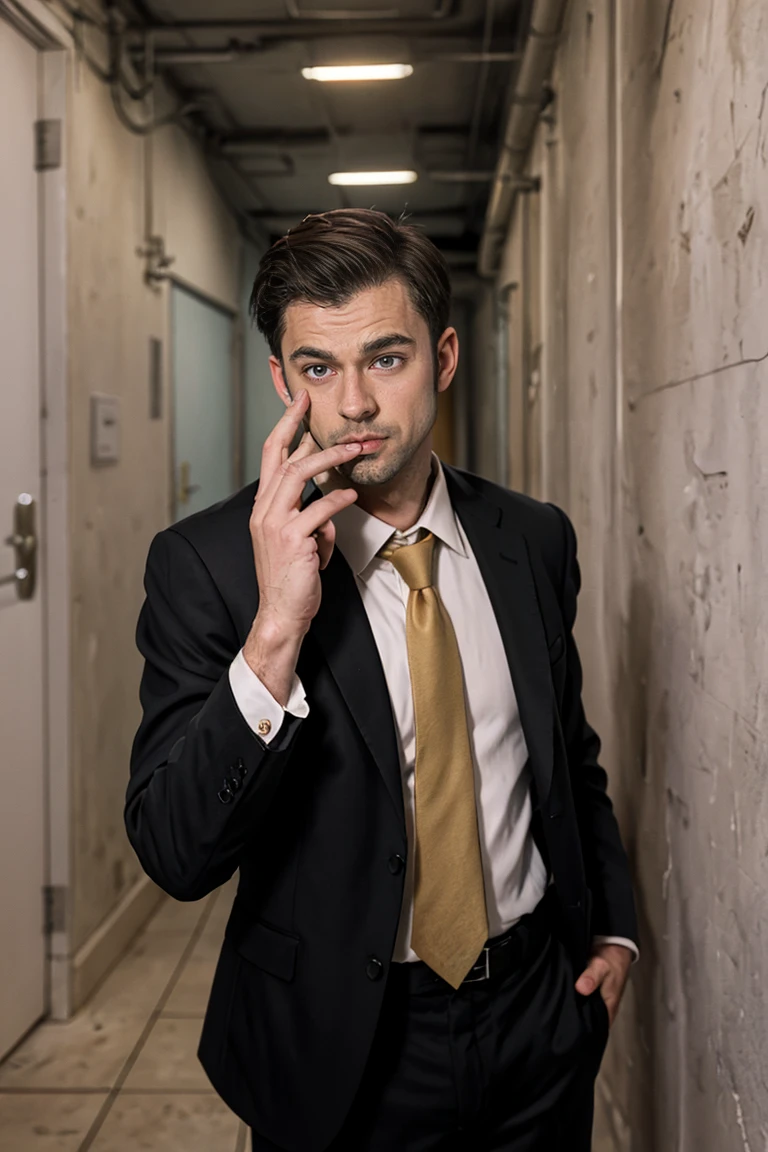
[361,333,416,356]
[288,345,337,363]
[288,333,416,363]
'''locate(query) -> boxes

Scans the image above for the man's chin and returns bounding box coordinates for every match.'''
[337,454,400,486]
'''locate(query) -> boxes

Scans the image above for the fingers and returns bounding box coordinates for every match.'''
[574,955,610,997]
[263,442,363,515]
[259,390,310,489]
[256,429,322,504]
[315,519,337,571]
[294,489,359,538]
[575,953,628,1028]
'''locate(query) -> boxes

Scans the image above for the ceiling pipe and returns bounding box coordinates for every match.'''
[428,170,541,185]
[477,0,568,278]
[428,170,495,182]
[248,207,467,224]
[146,42,263,65]
[218,129,331,151]
[464,0,495,173]
[136,45,522,67]
[134,9,471,38]
[284,0,455,18]
[435,51,521,62]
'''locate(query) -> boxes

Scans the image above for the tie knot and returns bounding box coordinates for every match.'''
[380,531,435,591]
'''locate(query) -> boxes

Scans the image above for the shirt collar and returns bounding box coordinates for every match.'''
[326,454,467,581]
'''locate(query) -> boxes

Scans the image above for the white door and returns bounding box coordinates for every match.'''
[0,15,46,1059]
[171,284,236,521]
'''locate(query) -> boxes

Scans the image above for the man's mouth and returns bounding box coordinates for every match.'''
[338,436,387,454]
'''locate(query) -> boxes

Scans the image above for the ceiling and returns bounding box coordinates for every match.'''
[127,0,528,262]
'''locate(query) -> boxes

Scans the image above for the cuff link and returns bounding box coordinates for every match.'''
[257,718,272,737]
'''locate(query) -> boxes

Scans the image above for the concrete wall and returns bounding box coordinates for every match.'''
[66,54,241,1007]
[485,0,768,1148]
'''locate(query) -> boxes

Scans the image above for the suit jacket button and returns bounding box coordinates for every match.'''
[365,957,384,981]
[217,784,234,804]
[388,854,405,874]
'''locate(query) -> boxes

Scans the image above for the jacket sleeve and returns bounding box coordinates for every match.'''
[125,526,304,901]
[551,504,639,946]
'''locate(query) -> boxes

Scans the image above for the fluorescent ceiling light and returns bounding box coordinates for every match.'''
[302,63,413,82]
[328,170,418,186]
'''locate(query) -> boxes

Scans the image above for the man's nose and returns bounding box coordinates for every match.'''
[337,371,378,422]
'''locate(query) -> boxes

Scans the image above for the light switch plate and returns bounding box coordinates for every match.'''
[90,394,121,464]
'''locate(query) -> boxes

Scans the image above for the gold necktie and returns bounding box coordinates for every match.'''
[380,531,489,988]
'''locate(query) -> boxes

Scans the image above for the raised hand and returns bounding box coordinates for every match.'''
[243,391,362,704]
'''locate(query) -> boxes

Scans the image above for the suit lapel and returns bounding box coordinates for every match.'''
[305,489,404,823]
[444,467,554,808]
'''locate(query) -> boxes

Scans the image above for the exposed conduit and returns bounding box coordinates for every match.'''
[477,0,568,278]
[284,0,455,19]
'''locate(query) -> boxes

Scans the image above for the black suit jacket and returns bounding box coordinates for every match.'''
[125,464,637,1152]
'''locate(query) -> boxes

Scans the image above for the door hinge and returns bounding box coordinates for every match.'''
[34,119,62,172]
[43,885,67,934]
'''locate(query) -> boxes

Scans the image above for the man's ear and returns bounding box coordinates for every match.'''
[436,327,459,394]
[269,355,293,407]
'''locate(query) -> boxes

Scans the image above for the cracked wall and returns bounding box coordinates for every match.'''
[491,0,768,1148]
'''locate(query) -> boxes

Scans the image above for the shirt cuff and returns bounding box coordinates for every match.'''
[228,647,309,744]
[592,935,640,963]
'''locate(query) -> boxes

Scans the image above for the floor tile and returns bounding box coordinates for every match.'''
[0,893,199,1091]
[89,1093,240,1152]
[0,1008,148,1092]
[142,894,212,935]
[187,882,237,963]
[162,958,217,1018]
[186,925,226,963]
[0,1092,107,1151]
[121,1018,210,1092]
[89,930,191,1018]
[0,906,201,1092]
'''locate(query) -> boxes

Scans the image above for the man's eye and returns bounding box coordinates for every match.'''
[373,355,402,370]
[305,364,331,380]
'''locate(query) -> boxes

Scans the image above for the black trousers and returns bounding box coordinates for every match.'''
[252,917,610,1152]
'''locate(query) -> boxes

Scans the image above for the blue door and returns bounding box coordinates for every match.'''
[171,284,235,521]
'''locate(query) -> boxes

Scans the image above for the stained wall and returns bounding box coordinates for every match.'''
[66,55,241,1003]
[489,1,768,1147]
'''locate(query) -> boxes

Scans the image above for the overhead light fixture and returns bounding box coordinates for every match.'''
[328,170,418,186]
[302,64,413,82]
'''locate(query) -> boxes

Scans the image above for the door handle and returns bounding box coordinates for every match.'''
[177,461,201,506]
[1,495,37,600]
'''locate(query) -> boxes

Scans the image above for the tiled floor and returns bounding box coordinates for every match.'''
[0,879,246,1152]
[0,879,618,1151]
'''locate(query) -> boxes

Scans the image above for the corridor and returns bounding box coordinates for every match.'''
[2,0,767,1149]
[0,880,246,1151]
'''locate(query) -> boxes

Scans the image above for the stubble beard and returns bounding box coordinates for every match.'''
[335,399,436,487]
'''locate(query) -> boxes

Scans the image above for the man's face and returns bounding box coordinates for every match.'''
[269,277,458,486]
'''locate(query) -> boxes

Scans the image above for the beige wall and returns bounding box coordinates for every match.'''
[66,57,241,999]
[484,0,768,1148]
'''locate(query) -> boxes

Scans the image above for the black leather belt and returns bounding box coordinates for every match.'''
[460,896,551,984]
[393,894,552,991]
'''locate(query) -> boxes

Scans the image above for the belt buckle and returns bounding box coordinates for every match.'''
[462,945,491,985]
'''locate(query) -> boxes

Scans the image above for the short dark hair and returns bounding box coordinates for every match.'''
[250,208,451,359]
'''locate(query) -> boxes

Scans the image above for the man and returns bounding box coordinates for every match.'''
[126,208,638,1152]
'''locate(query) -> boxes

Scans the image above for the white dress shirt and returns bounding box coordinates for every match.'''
[229,459,638,962]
